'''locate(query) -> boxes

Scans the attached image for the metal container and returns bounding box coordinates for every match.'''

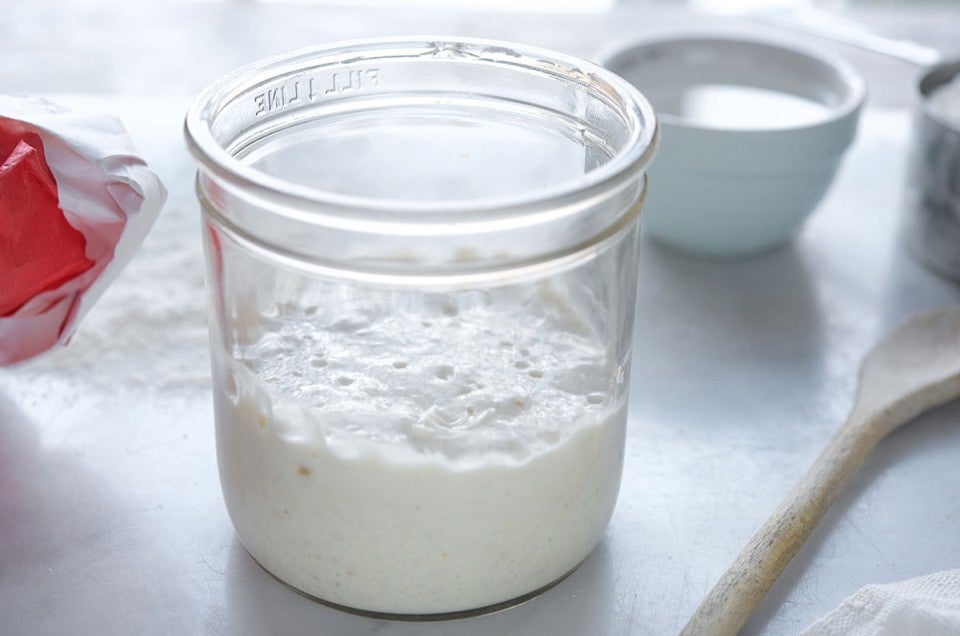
[903,59,960,280]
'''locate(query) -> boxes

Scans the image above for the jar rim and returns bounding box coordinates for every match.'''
[183,36,658,222]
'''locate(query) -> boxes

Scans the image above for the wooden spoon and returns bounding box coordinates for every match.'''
[682,308,960,636]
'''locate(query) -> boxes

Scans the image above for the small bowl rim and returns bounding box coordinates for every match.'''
[595,30,867,135]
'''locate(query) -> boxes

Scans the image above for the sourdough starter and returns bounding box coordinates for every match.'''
[213,288,627,614]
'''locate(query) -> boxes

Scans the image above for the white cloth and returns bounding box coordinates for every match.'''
[0,95,165,365]
[802,570,960,636]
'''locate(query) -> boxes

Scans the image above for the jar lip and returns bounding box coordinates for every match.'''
[184,36,658,221]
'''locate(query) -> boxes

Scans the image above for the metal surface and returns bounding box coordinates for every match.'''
[2,3,960,635]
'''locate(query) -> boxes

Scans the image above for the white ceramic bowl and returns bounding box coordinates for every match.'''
[599,33,866,256]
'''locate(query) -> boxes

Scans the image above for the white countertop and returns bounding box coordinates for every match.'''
[2,3,960,635]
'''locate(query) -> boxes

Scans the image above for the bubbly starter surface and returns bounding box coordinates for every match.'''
[213,288,627,614]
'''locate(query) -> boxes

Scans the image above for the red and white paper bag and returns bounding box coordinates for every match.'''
[0,96,165,365]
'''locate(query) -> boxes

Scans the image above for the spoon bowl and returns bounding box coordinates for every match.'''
[856,309,960,426]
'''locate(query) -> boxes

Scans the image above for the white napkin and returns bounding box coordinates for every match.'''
[802,570,960,635]
[0,96,165,365]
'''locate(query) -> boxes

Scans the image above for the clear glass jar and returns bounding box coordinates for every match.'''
[185,37,657,618]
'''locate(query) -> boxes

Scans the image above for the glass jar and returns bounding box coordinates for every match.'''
[185,37,657,618]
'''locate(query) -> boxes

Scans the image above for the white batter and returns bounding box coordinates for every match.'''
[213,287,627,614]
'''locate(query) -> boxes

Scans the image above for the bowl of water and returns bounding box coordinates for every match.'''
[600,33,865,256]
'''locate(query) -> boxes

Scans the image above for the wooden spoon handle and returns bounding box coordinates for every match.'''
[680,416,883,636]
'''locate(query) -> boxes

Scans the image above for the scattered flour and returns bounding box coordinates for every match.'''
[4,199,210,394]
